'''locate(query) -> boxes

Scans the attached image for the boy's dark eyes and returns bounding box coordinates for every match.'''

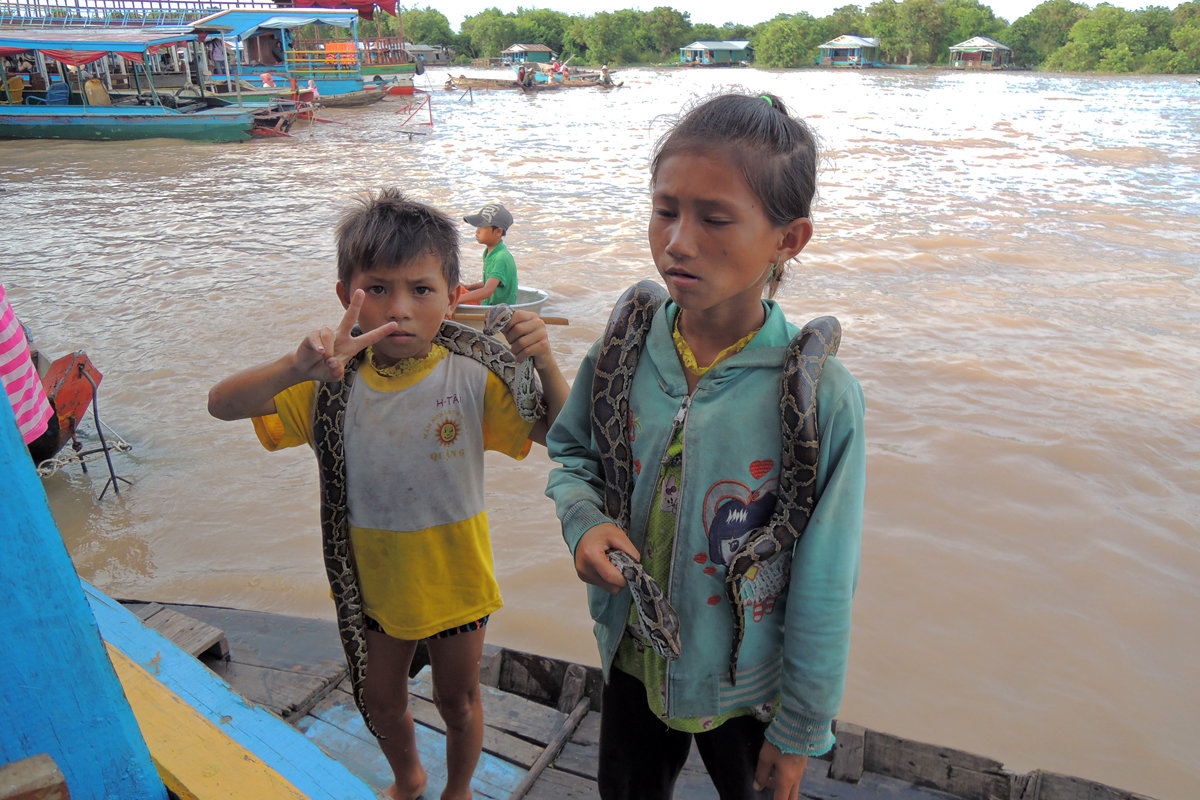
[413,286,433,296]
[365,285,386,295]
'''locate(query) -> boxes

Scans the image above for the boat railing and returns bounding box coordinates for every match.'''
[291,34,416,69]
[0,0,277,28]
[279,49,365,79]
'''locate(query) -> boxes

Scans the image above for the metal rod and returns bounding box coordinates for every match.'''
[78,364,132,500]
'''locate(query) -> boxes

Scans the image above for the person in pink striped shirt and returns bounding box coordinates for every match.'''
[1,283,59,465]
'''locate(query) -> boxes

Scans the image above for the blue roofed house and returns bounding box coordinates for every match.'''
[817,35,881,67]
[679,40,752,66]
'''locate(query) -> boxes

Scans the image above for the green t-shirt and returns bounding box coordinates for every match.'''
[481,240,517,306]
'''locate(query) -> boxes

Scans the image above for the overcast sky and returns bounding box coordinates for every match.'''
[422,0,1171,31]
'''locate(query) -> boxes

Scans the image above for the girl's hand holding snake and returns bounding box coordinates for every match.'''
[575,523,639,595]
[298,289,397,382]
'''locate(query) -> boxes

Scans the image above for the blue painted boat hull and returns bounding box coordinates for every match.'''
[0,105,255,142]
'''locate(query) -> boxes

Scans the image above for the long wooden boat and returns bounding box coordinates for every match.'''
[315,85,389,108]
[446,74,522,91]
[0,30,257,142]
[99,597,1156,800]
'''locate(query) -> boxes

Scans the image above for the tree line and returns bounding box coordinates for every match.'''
[355,1,1200,74]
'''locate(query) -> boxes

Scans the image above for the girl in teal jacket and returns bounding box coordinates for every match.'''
[545,92,866,800]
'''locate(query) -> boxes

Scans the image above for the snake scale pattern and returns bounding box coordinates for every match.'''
[590,280,840,683]
[312,306,543,737]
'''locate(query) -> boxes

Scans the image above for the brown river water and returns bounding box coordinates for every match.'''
[2,67,1197,798]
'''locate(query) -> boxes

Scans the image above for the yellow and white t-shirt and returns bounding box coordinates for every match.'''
[253,345,533,639]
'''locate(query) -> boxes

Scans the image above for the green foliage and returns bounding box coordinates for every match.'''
[1003,0,1089,66]
[944,0,1006,50]
[402,7,455,46]
[757,19,808,67]
[1169,22,1200,70]
[460,7,518,58]
[642,6,693,61]
[513,8,574,56]
[430,0,1200,73]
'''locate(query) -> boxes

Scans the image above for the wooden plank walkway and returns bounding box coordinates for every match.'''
[122,601,1154,800]
[128,602,979,800]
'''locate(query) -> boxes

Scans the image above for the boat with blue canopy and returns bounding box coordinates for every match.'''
[0,28,257,142]
[189,8,406,101]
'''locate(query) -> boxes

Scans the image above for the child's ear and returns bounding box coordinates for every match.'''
[335,281,351,309]
[778,217,813,261]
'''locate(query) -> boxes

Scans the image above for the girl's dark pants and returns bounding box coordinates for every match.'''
[598,666,771,800]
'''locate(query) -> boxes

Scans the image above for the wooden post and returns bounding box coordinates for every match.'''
[0,401,165,799]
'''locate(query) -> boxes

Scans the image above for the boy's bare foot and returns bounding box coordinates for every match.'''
[383,769,427,800]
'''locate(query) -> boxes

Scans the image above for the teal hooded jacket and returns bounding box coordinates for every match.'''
[545,298,866,756]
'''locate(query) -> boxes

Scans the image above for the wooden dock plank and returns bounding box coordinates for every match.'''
[129,603,229,660]
[87,583,377,800]
[155,603,348,721]
[161,604,347,675]
[864,729,1012,799]
[522,766,599,800]
[311,680,545,769]
[411,667,567,745]
[299,690,526,800]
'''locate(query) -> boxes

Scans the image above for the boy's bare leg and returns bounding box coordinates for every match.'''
[363,629,427,800]
[426,627,487,800]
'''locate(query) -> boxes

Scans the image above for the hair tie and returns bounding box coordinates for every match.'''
[760,94,774,107]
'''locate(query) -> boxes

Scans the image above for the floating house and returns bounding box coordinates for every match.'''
[817,35,881,67]
[405,42,453,65]
[501,43,555,65]
[949,36,1013,69]
[678,40,752,66]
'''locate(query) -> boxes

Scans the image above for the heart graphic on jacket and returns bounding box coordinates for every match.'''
[702,479,778,565]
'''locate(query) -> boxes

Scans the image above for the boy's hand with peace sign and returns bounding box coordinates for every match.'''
[206,290,397,422]
[293,289,397,383]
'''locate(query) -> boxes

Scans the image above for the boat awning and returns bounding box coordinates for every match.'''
[0,29,195,65]
[191,8,361,38]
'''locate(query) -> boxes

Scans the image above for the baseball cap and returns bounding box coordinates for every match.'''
[463,202,513,231]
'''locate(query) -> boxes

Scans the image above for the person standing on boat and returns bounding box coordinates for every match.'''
[1,284,59,467]
[208,188,568,800]
[545,93,866,800]
[458,202,518,306]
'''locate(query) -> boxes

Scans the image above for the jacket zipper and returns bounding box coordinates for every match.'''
[661,394,691,717]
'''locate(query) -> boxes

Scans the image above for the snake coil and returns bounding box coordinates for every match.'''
[313,306,543,736]
[590,282,840,682]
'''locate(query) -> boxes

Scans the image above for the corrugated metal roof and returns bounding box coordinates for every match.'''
[501,43,554,53]
[818,35,879,49]
[949,36,1011,51]
[680,40,752,51]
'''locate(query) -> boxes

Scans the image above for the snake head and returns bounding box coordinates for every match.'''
[649,618,682,662]
[483,304,513,337]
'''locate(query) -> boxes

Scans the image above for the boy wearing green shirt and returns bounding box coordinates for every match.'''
[459,202,518,306]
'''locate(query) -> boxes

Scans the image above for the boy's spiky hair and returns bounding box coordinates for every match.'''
[335,188,460,288]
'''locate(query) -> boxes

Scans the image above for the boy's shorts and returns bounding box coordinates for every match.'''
[364,615,489,641]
